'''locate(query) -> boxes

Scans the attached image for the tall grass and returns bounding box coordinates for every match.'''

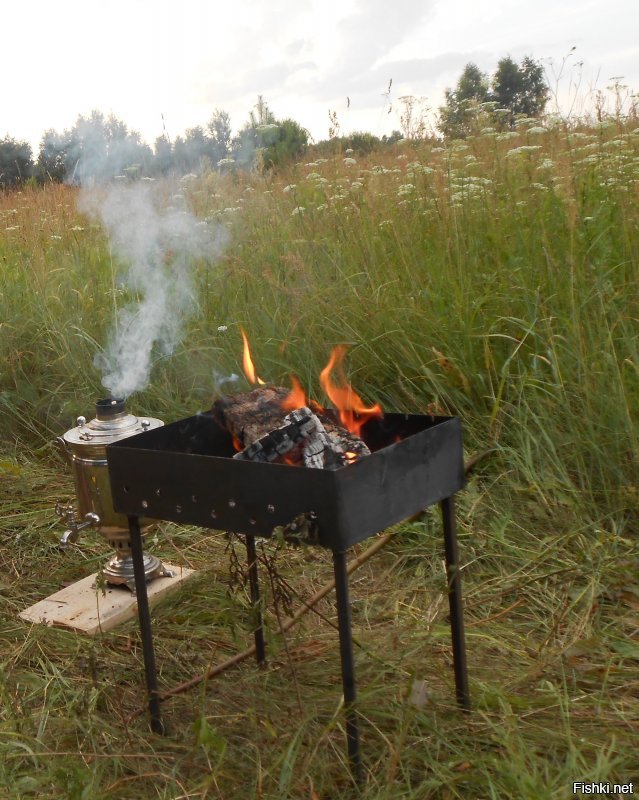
[1,118,638,797]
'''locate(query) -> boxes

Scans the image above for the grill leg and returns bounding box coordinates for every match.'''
[244,534,266,667]
[440,496,471,711]
[128,515,164,734]
[332,549,363,784]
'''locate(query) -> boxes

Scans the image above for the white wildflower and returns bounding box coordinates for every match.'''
[282,184,296,193]
[538,159,554,170]
[306,172,321,180]
[343,157,357,165]
[506,145,542,157]
[397,183,415,197]
[217,325,228,332]
[527,126,547,135]
[345,148,354,154]
[291,206,305,216]
[350,181,363,190]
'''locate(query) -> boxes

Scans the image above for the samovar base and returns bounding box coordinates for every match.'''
[99,552,174,593]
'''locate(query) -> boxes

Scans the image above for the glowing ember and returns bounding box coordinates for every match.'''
[241,327,266,386]
[319,345,383,437]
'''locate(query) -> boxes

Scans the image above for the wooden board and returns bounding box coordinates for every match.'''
[18,563,196,636]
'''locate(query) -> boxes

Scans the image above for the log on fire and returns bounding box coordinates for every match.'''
[211,387,371,469]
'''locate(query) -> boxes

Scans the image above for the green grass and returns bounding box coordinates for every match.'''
[1,117,638,797]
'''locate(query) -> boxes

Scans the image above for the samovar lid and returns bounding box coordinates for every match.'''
[62,398,163,446]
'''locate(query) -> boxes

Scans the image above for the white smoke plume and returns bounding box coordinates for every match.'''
[80,182,227,398]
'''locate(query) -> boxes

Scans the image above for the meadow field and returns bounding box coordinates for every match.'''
[1,117,638,798]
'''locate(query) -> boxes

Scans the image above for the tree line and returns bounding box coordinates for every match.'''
[0,58,550,188]
[0,97,311,189]
[438,55,549,138]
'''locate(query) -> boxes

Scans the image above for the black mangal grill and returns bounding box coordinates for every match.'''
[106,409,470,780]
[108,412,464,547]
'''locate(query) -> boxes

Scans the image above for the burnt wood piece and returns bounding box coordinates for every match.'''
[233,406,364,469]
[211,387,291,448]
[212,387,371,466]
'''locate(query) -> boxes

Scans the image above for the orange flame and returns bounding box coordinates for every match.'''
[282,375,307,411]
[319,345,382,437]
[241,327,266,386]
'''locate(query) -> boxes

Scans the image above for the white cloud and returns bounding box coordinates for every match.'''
[2,0,638,153]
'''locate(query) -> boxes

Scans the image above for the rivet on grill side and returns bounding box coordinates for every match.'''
[176,505,182,513]
[210,510,217,519]
[191,495,198,503]
[141,500,149,509]
[228,499,236,508]
[267,504,275,513]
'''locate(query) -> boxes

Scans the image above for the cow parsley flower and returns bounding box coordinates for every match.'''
[397,183,415,197]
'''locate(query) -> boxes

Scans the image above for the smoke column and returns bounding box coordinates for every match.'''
[80,182,227,398]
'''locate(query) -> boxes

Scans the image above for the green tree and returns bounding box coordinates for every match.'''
[206,108,232,163]
[153,135,173,176]
[519,56,549,117]
[262,118,308,168]
[492,55,548,127]
[63,110,151,184]
[0,136,33,188]
[182,125,211,172]
[232,96,307,169]
[438,63,490,138]
[37,129,69,182]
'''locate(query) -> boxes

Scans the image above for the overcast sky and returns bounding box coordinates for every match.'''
[2,0,638,153]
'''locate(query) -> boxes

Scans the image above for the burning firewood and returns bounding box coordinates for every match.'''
[211,387,371,469]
